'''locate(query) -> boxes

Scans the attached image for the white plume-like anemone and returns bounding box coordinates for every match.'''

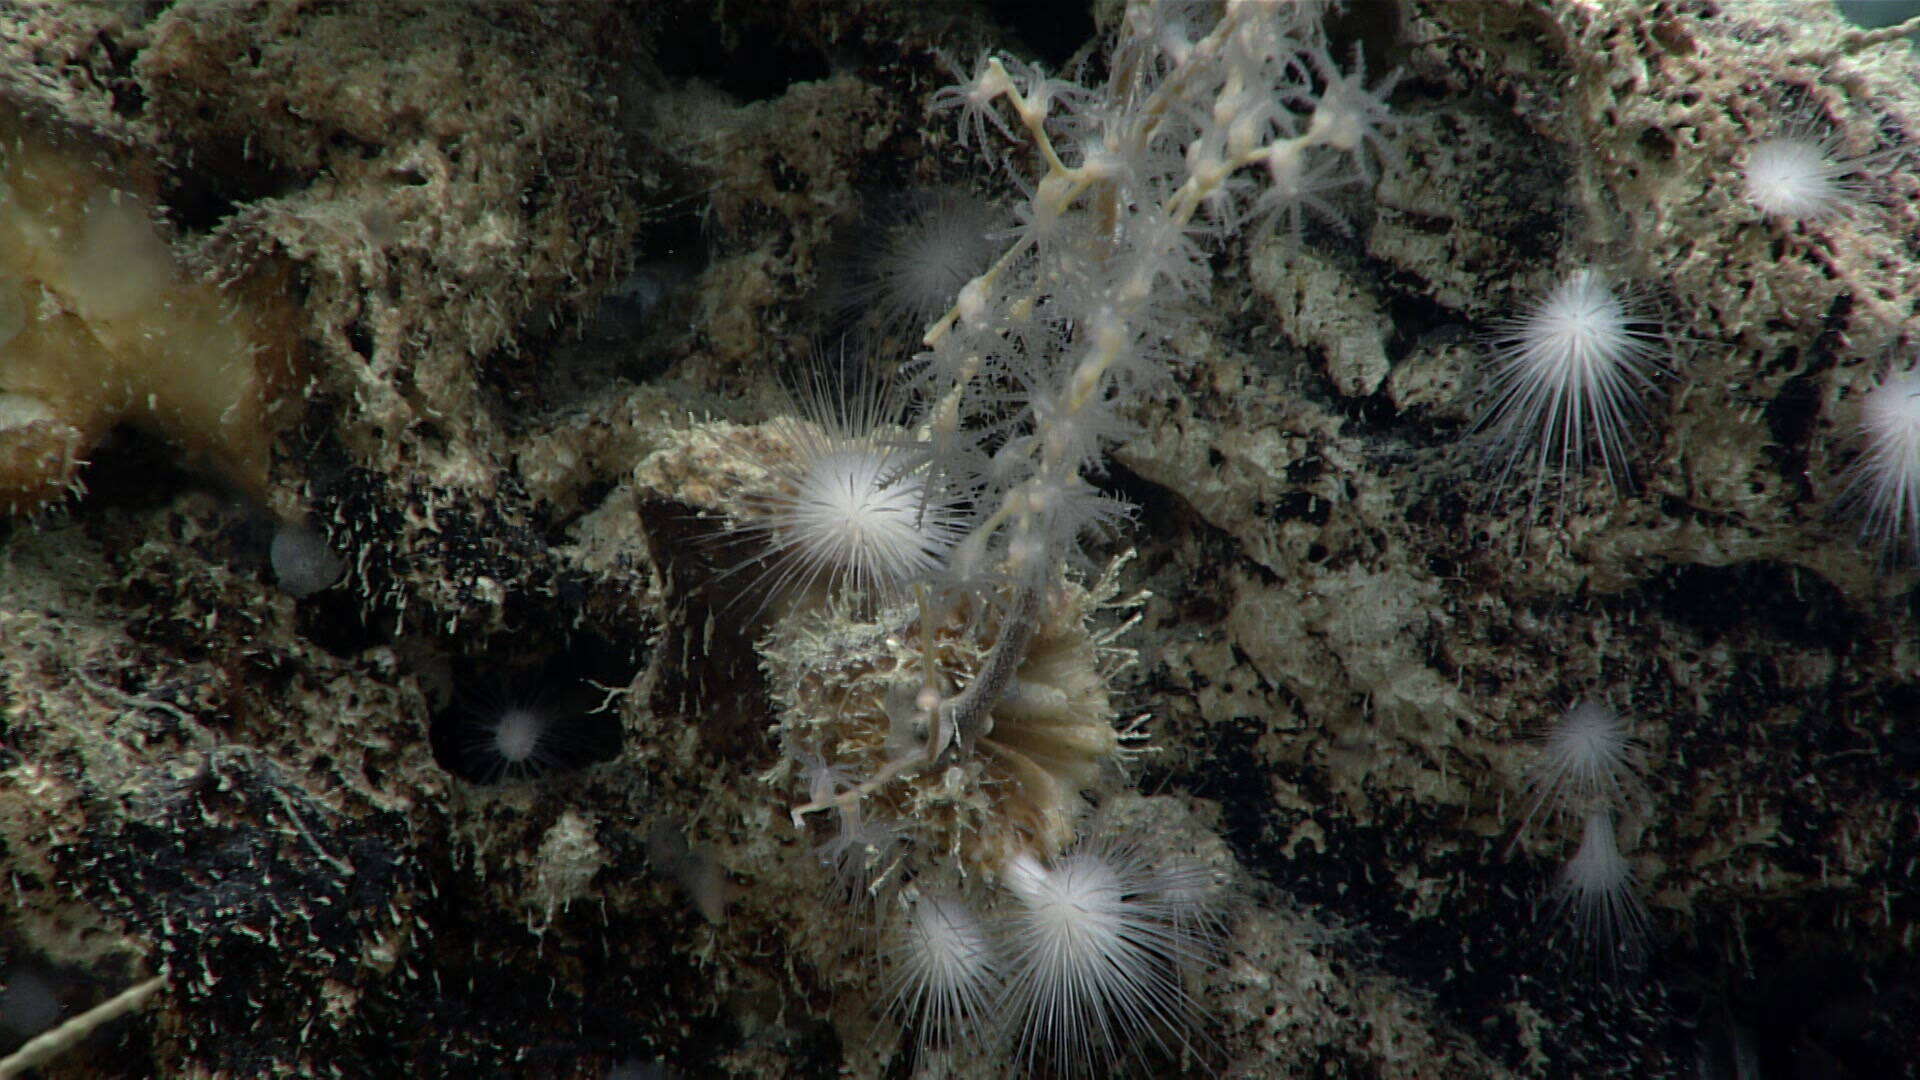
[462,704,562,783]
[1839,361,1920,561]
[1518,702,1648,835]
[1475,269,1671,500]
[822,187,1007,347]
[1549,809,1650,969]
[1743,123,1873,221]
[997,840,1220,1074]
[886,892,1001,1056]
[727,362,973,611]
[442,676,614,786]
[1513,704,1654,972]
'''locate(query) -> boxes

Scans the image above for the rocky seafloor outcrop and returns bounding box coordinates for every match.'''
[3,1,1917,1076]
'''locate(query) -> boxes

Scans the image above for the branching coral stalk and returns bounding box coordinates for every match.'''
[795,0,1397,825]
[0,972,169,1078]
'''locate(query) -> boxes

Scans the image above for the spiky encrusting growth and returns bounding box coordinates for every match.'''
[760,562,1136,879]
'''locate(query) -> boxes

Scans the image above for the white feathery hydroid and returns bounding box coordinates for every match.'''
[1743,122,1872,221]
[1475,269,1671,499]
[997,841,1218,1074]
[1517,702,1648,836]
[1548,809,1650,968]
[885,893,1000,1056]
[793,746,895,899]
[1839,361,1920,560]
[726,362,972,610]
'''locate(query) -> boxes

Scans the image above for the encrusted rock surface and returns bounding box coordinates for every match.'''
[3,1,1916,1077]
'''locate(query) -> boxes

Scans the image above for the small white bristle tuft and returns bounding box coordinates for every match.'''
[1549,809,1650,968]
[1475,269,1671,500]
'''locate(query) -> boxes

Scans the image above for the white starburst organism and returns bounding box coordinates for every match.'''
[1743,123,1876,222]
[1548,808,1650,971]
[1475,269,1672,500]
[1517,702,1648,836]
[1839,361,1920,561]
[997,839,1220,1074]
[884,893,1000,1059]
[724,361,974,614]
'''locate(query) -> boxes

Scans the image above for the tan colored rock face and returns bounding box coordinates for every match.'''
[0,111,301,515]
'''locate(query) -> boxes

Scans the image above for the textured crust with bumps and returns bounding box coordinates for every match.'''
[760,579,1124,874]
[3,0,1918,1077]
[132,1,646,632]
[1403,0,1920,575]
[0,518,436,1075]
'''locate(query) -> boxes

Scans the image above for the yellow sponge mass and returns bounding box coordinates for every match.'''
[0,110,300,515]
